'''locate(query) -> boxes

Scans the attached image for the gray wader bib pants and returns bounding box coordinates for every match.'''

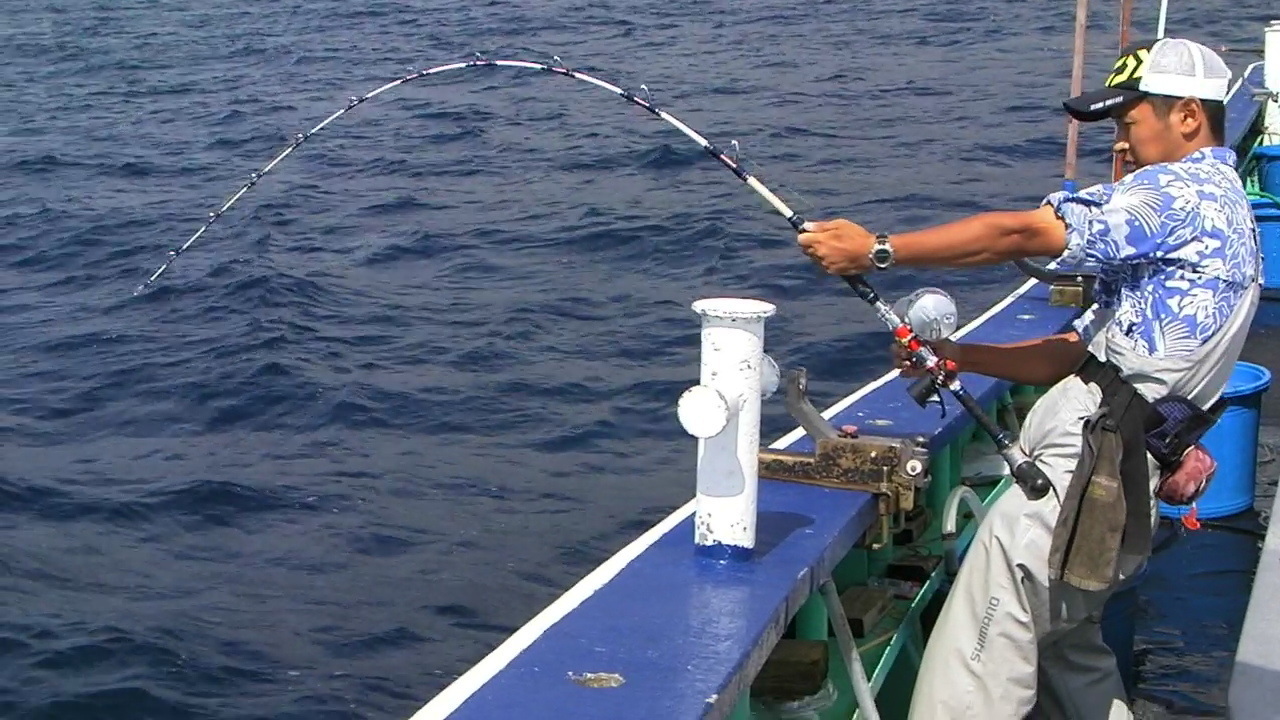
[907,282,1259,720]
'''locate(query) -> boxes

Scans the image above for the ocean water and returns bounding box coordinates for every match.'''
[0,1,1269,718]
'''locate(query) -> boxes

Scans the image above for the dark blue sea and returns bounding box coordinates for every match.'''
[1,1,1271,718]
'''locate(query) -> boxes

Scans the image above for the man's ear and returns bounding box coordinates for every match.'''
[1176,98,1205,139]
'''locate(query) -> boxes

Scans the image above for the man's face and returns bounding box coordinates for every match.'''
[1112,97,1195,169]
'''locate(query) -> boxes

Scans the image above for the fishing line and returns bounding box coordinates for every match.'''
[135,52,1053,501]
[134,53,800,294]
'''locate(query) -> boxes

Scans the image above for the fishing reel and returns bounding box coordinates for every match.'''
[891,288,960,409]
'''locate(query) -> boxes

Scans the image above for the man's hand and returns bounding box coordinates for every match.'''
[796,219,876,275]
[1113,140,1134,176]
[891,338,962,377]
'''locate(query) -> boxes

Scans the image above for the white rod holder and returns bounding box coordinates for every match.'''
[1264,21,1280,145]
[677,297,779,560]
[1266,20,1280,94]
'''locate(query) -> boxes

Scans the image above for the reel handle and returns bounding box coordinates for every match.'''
[1012,458,1052,501]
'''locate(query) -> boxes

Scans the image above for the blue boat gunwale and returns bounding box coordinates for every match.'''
[1225,61,1268,151]
[411,59,1271,720]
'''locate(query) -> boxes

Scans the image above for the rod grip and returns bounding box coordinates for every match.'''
[840,274,878,304]
[907,375,938,407]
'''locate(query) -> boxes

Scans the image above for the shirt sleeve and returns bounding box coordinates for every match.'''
[1040,170,1190,268]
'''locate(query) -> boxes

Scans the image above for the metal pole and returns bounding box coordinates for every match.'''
[820,579,882,720]
[1064,0,1090,192]
[1111,0,1135,181]
[1266,21,1280,146]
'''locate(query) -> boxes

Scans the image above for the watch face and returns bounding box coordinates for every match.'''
[872,246,892,265]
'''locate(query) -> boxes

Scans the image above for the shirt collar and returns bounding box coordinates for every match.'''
[1179,146,1236,166]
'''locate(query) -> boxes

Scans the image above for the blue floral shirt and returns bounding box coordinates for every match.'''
[1042,147,1261,357]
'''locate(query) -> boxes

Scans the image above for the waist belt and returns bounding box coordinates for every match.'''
[1073,353,1136,398]
[1077,354,1226,469]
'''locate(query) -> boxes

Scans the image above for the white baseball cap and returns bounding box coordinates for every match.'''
[1062,37,1232,122]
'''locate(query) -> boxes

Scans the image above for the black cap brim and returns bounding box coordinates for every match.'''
[1063,87,1147,122]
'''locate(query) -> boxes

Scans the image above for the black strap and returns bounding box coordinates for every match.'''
[1074,354,1151,415]
[1075,352,1228,420]
[1073,353,1154,560]
[1072,352,1110,385]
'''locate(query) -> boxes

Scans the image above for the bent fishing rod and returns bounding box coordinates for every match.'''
[137,52,1053,501]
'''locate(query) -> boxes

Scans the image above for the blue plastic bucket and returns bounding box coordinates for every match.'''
[1255,145,1280,196]
[1254,198,1280,292]
[1159,361,1272,520]
[1100,564,1147,697]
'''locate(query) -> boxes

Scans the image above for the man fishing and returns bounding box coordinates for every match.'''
[796,37,1260,719]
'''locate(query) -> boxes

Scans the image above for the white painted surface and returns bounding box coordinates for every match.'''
[1265,21,1280,93]
[684,298,777,555]
[760,352,781,399]
[677,384,734,440]
[1266,21,1280,144]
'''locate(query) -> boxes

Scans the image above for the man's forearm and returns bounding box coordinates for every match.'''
[954,331,1087,387]
[889,206,1068,267]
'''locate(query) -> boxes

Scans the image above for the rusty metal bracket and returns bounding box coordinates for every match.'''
[759,369,931,548]
[1047,272,1097,308]
[1012,259,1097,308]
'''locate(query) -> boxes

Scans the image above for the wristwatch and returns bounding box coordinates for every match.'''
[869,233,895,270]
